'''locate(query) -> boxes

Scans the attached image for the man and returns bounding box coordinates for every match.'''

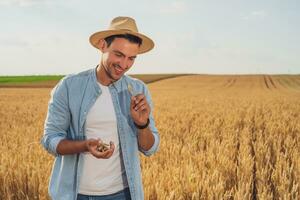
[41,16,160,200]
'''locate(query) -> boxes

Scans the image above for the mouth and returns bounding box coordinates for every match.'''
[114,64,124,74]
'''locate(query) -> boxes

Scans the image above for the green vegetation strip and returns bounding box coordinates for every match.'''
[0,75,64,84]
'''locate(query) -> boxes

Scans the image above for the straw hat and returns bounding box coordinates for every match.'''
[89,16,154,54]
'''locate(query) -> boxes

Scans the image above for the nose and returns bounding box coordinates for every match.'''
[119,58,129,70]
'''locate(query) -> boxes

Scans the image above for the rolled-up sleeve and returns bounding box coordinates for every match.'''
[41,78,70,156]
[138,83,160,156]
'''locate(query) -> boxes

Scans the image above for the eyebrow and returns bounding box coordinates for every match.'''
[113,50,137,59]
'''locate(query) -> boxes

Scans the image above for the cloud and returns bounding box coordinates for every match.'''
[159,1,188,14]
[242,10,268,20]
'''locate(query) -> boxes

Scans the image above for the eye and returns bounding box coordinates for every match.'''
[129,57,135,61]
[115,53,122,57]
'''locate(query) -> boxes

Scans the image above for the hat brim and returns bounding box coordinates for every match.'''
[89,30,154,54]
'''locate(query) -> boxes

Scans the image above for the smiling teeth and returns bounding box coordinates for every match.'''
[115,66,123,72]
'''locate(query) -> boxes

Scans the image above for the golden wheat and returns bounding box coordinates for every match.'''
[0,75,299,200]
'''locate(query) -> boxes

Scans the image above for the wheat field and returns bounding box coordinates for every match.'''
[0,75,299,200]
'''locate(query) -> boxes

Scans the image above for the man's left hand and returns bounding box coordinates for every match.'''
[130,94,150,126]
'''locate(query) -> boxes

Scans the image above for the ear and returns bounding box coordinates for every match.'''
[98,39,107,53]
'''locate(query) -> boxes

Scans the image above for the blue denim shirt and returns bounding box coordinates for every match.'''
[41,67,160,200]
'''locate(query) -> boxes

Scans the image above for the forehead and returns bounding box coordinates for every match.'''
[108,38,139,56]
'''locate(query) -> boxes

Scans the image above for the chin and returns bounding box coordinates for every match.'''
[111,73,123,81]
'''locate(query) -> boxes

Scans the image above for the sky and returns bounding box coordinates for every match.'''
[0,0,299,75]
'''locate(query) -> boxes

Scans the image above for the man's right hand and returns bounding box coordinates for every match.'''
[86,138,115,159]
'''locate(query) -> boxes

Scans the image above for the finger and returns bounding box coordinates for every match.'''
[130,96,137,110]
[89,147,102,156]
[100,150,111,158]
[137,104,148,112]
[105,151,114,158]
[133,96,148,109]
[134,101,146,111]
[136,100,151,111]
[104,142,115,158]
[109,141,114,147]
[135,103,148,112]
[101,142,115,159]
[109,142,115,152]
[106,141,115,154]
[92,148,111,159]
[134,94,145,105]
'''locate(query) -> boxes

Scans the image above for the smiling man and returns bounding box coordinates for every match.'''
[41,16,160,200]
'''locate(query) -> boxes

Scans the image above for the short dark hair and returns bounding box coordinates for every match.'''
[104,34,142,47]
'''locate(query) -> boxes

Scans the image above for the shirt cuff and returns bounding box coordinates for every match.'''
[140,132,159,156]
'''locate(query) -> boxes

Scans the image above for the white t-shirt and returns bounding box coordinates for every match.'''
[78,83,128,195]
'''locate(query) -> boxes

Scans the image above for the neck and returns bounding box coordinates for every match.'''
[96,64,114,86]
